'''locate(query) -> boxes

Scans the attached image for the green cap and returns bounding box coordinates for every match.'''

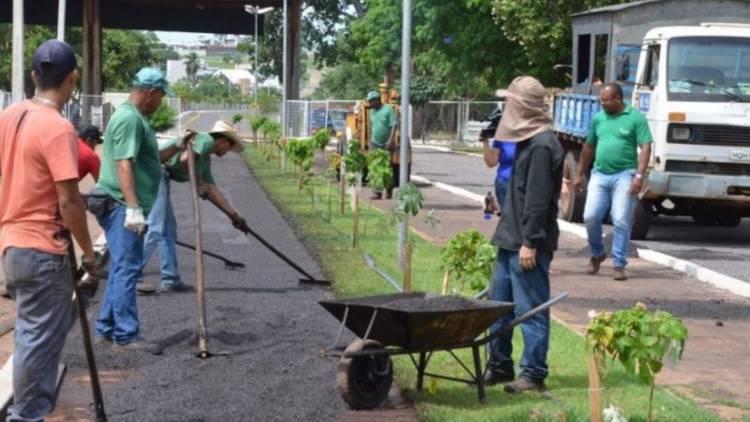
[366,91,380,101]
[132,67,173,96]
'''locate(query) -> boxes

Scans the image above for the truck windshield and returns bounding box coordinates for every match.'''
[668,36,750,102]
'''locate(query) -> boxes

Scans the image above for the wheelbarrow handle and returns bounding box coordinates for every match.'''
[475,292,569,346]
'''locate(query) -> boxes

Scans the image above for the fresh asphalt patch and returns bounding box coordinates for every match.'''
[58,154,346,421]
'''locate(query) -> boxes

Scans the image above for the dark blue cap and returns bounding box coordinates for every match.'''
[32,39,77,79]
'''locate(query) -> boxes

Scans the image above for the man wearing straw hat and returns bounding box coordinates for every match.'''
[484,76,564,394]
[137,120,248,294]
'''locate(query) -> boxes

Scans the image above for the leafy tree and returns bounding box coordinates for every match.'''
[493,0,633,85]
[0,25,168,93]
[184,52,200,83]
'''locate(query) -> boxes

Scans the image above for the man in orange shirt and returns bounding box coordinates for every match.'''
[0,40,101,421]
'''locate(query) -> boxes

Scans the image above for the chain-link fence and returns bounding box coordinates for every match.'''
[412,100,503,143]
[285,100,356,138]
[283,99,503,144]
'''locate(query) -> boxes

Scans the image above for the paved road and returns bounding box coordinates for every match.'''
[410,145,750,284]
[56,153,345,421]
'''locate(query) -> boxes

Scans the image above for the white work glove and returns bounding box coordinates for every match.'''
[124,207,147,234]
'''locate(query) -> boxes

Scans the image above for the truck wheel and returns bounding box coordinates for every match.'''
[631,200,653,240]
[718,215,742,228]
[691,215,716,226]
[559,150,587,223]
[337,339,393,410]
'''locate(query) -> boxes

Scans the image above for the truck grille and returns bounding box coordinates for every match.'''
[668,123,750,146]
[665,160,750,176]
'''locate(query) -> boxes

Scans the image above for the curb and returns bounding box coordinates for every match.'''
[410,173,750,299]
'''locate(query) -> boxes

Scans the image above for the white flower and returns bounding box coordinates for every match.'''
[588,309,598,319]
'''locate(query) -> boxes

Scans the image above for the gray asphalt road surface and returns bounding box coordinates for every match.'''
[410,146,750,284]
[60,153,344,421]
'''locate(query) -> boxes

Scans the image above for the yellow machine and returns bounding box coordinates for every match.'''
[346,82,409,165]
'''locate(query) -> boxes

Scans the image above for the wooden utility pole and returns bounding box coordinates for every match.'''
[82,0,102,96]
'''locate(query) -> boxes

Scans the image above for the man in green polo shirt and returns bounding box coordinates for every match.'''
[367,90,397,199]
[94,68,183,353]
[574,82,653,281]
[138,120,248,293]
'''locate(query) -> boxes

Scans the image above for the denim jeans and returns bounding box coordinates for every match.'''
[96,205,142,344]
[141,168,181,287]
[3,247,75,421]
[495,179,509,209]
[583,169,637,268]
[487,248,552,382]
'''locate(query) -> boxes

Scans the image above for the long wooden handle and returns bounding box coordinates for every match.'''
[186,142,209,357]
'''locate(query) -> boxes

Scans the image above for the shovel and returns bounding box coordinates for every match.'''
[175,240,245,270]
[67,244,107,422]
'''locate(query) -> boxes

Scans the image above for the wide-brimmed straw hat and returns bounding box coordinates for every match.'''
[209,120,245,153]
[494,76,552,142]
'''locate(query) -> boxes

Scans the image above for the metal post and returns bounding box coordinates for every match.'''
[57,0,66,41]
[12,0,24,103]
[254,12,258,112]
[397,0,412,265]
[282,0,288,137]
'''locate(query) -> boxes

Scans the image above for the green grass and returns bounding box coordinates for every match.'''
[243,146,722,422]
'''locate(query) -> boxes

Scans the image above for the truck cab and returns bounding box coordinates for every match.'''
[552,0,750,239]
[633,24,750,229]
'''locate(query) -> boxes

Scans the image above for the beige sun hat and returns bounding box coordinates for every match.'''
[494,76,552,142]
[209,120,245,153]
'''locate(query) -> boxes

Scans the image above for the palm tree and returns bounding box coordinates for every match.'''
[184,52,200,83]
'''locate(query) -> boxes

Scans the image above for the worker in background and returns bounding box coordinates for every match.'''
[137,120,249,294]
[78,124,102,181]
[485,76,564,394]
[574,82,653,281]
[0,39,101,421]
[366,90,397,199]
[480,137,516,214]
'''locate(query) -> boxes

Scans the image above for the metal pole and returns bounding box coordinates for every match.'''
[12,0,24,103]
[254,11,259,112]
[57,0,66,41]
[397,0,412,266]
[282,0,288,137]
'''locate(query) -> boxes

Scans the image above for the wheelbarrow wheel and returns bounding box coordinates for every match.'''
[337,339,393,410]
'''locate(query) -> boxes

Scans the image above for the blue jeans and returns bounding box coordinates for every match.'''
[583,169,637,268]
[3,247,75,421]
[141,168,181,287]
[495,179,509,209]
[487,249,552,382]
[96,205,142,344]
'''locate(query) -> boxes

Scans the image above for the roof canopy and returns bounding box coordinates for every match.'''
[0,0,282,34]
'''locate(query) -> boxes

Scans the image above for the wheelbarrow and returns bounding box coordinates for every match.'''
[319,292,568,410]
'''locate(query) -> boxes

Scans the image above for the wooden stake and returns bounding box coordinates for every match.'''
[327,181,332,221]
[403,241,412,292]
[441,271,450,295]
[352,188,359,248]
[186,141,209,358]
[587,353,603,422]
[339,162,346,215]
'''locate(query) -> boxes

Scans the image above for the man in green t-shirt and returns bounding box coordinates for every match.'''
[573,83,653,281]
[93,68,183,353]
[137,120,248,294]
[367,90,397,199]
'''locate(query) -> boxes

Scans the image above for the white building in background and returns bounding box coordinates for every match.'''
[213,69,256,96]
[166,60,187,84]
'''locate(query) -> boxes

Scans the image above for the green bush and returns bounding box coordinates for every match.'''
[312,128,332,151]
[366,149,392,192]
[440,229,496,291]
[342,139,366,175]
[232,113,244,125]
[147,103,178,133]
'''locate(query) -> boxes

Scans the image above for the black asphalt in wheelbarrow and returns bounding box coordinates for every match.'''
[319,292,568,410]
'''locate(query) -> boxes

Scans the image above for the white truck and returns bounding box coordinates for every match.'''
[553,0,750,239]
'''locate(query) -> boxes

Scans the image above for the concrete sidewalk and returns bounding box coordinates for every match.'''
[364,180,750,420]
[50,154,350,421]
